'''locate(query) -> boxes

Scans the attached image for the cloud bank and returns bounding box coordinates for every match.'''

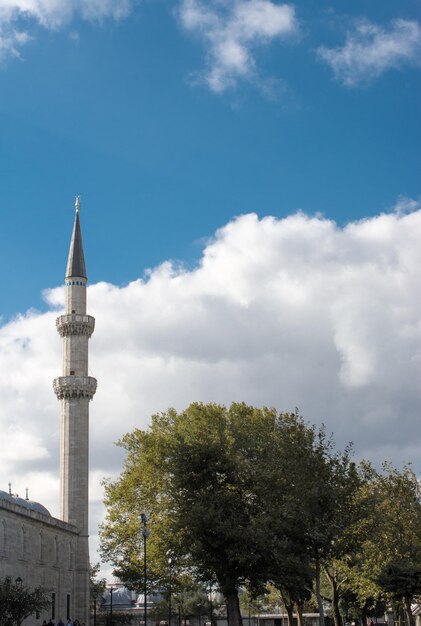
[0,0,132,59]
[318,18,421,85]
[177,0,298,92]
[2,207,421,567]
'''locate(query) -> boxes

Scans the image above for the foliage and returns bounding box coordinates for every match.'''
[100,403,357,626]
[90,562,107,603]
[319,463,421,626]
[377,560,421,602]
[0,576,51,626]
[97,611,134,626]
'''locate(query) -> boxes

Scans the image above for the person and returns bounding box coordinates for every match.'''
[57,619,65,626]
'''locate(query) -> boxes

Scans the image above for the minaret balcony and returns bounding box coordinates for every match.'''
[56,314,95,337]
[53,376,97,400]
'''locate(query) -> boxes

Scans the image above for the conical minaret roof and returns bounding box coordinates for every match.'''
[66,202,87,279]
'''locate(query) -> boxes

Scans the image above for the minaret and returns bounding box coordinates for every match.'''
[53,197,97,623]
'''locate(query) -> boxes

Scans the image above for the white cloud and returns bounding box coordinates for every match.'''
[393,195,421,216]
[0,25,30,58]
[0,0,133,60]
[318,18,421,86]
[177,0,298,92]
[2,205,421,573]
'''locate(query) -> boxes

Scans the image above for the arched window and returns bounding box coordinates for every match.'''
[0,521,6,555]
[39,531,44,562]
[20,525,27,559]
[54,536,59,565]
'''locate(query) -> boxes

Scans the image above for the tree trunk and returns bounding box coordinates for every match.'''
[280,590,294,626]
[283,603,294,626]
[324,566,342,626]
[296,601,305,626]
[403,596,415,626]
[224,587,243,626]
[315,556,325,626]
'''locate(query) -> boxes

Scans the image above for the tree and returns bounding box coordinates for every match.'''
[101,403,279,626]
[90,563,107,617]
[323,464,421,626]
[370,465,421,626]
[255,414,361,626]
[100,403,357,626]
[0,576,51,626]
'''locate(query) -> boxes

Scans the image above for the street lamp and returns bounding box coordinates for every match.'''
[141,514,150,626]
[208,584,213,626]
[110,587,114,626]
[168,554,173,626]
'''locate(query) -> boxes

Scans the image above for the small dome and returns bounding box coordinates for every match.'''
[13,496,32,509]
[0,491,50,516]
[27,500,51,516]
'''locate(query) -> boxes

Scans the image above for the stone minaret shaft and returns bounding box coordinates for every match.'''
[52,201,97,625]
[53,203,97,533]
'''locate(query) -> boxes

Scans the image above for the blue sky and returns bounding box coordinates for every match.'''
[1,0,421,569]
[0,0,420,317]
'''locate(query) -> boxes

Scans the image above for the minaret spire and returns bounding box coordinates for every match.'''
[66,197,87,280]
[53,199,97,625]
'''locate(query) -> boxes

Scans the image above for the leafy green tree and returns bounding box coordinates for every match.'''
[370,465,421,626]
[100,403,357,626]
[0,576,51,626]
[255,414,361,626]
[325,464,421,626]
[101,403,283,626]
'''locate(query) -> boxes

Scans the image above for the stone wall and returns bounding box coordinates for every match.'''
[0,500,88,626]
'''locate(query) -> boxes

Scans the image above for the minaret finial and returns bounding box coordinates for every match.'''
[66,198,87,279]
[8,482,11,495]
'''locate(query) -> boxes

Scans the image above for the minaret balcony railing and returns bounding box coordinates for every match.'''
[56,314,95,337]
[53,376,97,400]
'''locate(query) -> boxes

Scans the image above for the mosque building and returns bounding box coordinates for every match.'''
[0,199,96,625]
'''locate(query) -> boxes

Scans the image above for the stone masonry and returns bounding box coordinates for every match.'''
[53,200,97,625]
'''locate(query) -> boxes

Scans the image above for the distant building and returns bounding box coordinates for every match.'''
[0,200,96,625]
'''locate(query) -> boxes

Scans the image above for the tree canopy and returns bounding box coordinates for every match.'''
[100,402,421,626]
[0,576,51,626]
[101,403,361,626]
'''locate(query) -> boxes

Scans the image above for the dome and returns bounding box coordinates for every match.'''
[27,500,51,516]
[0,490,50,516]
[13,496,32,509]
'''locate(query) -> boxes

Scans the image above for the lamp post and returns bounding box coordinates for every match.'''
[168,555,173,626]
[208,584,213,626]
[141,514,150,626]
[110,587,114,626]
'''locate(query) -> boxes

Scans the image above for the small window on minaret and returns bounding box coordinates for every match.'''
[70,371,75,375]
[72,310,75,313]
